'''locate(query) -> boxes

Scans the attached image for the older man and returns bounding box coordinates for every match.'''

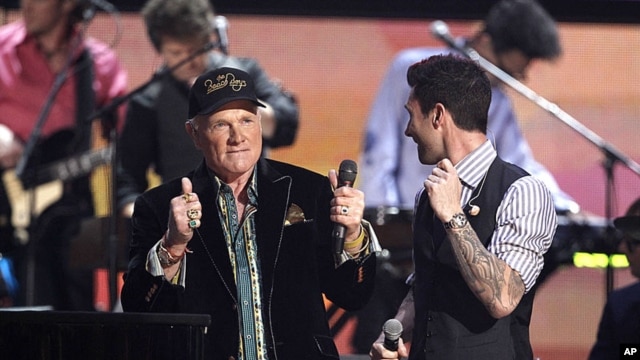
[121,67,379,359]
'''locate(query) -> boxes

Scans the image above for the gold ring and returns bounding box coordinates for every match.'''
[341,206,349,215]
[182,193,193,203]
[188,220,198,229]
[187,208,199,220]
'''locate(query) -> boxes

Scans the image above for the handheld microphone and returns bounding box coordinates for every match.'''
[332,159,358,254]
[382,319,403,351]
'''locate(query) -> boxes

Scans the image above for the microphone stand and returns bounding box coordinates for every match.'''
[433,27,640,297]
[87,40,220,310]
[15,16,92,307]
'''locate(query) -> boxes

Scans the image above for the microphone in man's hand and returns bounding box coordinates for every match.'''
[332,159,358,255]
[382,319,403,351]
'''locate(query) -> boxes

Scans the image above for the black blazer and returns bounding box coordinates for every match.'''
[589,281,640,360]
[121,158,377,359]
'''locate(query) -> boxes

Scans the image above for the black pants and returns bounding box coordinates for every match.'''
[12,196,95,311]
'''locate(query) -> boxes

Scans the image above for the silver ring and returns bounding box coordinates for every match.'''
[340,206,349,215]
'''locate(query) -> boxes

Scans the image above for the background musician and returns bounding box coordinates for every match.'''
[589,197,640,359]
[0,0,127,310]
[359,0,577,216]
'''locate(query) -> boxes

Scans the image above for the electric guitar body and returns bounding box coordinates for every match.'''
[0,130,112,247]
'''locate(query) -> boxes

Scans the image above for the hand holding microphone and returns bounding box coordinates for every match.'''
[370,319,408,360]
[329,159,362,254]
[383,318,403,351]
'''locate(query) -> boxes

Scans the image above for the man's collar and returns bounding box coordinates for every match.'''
[455,140,496,189]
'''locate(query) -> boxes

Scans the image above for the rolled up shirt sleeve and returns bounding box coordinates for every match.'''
[490,176,557,293]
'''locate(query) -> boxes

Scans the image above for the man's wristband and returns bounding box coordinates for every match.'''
[344,226,366,251]
[157,240,190,268]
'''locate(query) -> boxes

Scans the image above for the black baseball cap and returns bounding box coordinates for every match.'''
[188,67,265,119]
[614,215,640,241]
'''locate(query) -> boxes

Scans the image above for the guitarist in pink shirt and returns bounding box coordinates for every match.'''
[0,0,127,310]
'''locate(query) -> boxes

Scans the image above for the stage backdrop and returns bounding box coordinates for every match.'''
[68,12,639,219]
[3,10,639,359]
[101,14,639,219]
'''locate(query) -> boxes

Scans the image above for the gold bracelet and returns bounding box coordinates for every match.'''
[344,226,366,250]
[347,237,370,257]
[346,226,370,257]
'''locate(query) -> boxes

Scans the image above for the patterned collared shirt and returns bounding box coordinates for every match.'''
[214,169,268,360]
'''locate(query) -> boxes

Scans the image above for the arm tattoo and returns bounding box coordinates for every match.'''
[448,224,524,316]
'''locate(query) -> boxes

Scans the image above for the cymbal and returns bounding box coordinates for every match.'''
[613,215,640,240]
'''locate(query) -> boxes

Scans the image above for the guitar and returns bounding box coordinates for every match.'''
[2,144,113,242]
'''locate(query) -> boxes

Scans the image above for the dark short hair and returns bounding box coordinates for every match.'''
[483,0,561,60]
[407,54,491,133]
[626,198,640,216]
[142,0,214,52]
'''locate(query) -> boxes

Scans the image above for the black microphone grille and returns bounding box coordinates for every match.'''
[382,319,403,340]
[338,159,358,182]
